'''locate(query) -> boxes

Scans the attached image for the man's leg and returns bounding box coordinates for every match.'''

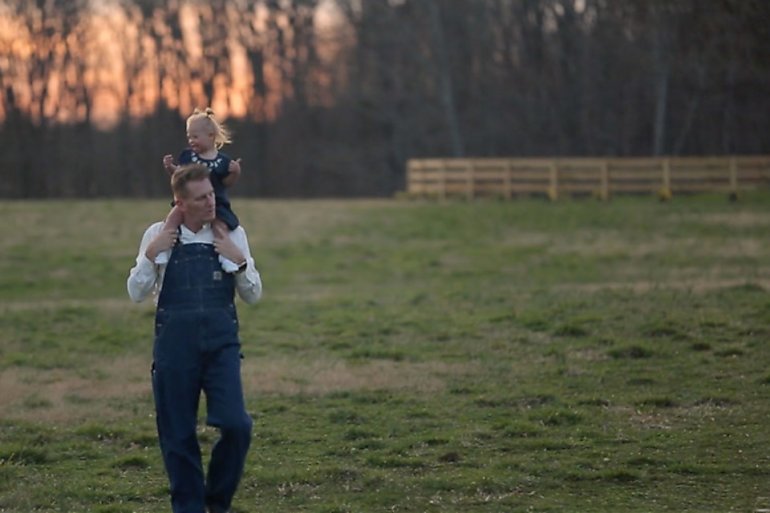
[153,314,206,513]
[202,344,252,513]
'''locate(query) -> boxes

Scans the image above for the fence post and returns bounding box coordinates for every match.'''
[466,160,474,200]
[439,160,447,201]
[548,161,559,201]
[406,160,412,195]
[660,158,672,200]
[504,160,513,199]
[600,161,610,201]
[729,157,738,201]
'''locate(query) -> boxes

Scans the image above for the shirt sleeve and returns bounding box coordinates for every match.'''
[230,226,262,305]
[127,222,164,303]
[178,149,193,164]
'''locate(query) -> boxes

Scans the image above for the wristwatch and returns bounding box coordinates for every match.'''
[235,260,248,274]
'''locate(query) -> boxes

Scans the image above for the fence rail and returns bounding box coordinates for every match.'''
[406,156,770,200]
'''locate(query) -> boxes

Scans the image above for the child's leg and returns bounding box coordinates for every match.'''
[212,218,239,272]
[154,205,184,264]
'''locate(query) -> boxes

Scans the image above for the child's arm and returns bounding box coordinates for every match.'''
[163,154,179,175]
[161,204,184,231]
[223,158,242,187]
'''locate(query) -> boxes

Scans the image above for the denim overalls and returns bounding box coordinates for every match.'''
[152,240,252,513]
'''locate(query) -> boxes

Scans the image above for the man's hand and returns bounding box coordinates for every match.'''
[145,227,178,262]
[163,154,178,175]
[212,220,245,265]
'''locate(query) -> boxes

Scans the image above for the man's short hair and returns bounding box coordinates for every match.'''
[171,164,210,199]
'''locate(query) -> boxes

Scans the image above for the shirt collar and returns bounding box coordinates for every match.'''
[180,222,212,237]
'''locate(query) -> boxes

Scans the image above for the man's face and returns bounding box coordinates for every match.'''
[177,178,215,226]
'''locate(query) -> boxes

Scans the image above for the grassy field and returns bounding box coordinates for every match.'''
[1,194,770,512]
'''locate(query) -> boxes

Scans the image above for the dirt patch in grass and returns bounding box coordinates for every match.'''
[547,231,766,260]
[709,238,765,258]
[0,297,150,313]
[238,199,399,247]
[697,211,770,228]
[0,356,151,423]
[612,406,673,430]
[244,358,476,396]
[0,356,475,423]
[555,278,770,294]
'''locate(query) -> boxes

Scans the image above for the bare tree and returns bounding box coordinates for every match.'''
[425,0,464,157]
[2,0,770,198]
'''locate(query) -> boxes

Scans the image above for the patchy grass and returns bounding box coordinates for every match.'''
[1,194,770,512]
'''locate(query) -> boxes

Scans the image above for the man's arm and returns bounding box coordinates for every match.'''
[127,222,168,303]
[214,224,262,304]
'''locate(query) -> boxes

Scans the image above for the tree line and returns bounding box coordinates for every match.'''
[1,0,768,198]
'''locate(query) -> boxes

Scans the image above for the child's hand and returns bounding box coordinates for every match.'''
[162,154,178,175]
[227,159,241,180]
[225,158,242,186]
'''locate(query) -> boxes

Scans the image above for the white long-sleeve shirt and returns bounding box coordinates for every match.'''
[127,222,262,305]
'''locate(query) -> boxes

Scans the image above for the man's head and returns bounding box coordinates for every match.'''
[171,164,215,230]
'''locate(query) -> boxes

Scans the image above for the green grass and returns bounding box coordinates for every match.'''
[2,194,770,512]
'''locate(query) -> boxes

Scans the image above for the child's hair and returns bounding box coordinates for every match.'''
[186,107,232,149]
[171,163,210,198]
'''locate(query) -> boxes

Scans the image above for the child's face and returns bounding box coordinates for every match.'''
[187,120,215,154]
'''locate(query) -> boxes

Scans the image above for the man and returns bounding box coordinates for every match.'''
[127,164,262,513]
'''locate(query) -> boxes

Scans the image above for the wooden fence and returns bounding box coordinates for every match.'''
[406,156,770,200]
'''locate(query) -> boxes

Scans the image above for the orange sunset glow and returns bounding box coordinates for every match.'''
[0,0,344,128]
